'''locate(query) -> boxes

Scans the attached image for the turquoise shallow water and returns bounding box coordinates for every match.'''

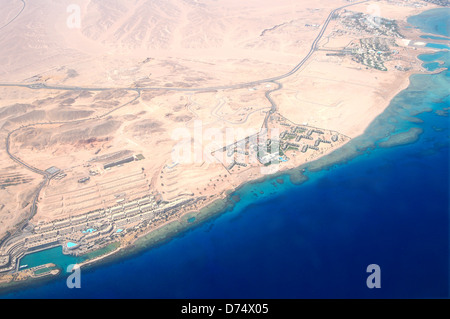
[426,43,450,50]
[407,8,450,37]
[18,247,82,271]
[419,50,449,62]
[421,35,450,41]
[1,8,449,299]
[423,61,442,71]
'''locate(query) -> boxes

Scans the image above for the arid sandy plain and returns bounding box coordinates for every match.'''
[0,0,444,263]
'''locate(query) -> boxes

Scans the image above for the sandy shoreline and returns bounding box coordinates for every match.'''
[0,1,446,291]
[0,75,435,294]
[0,48,437,293]
[74,52,441,276]
[81,27,447,268]
[72,71,418,273]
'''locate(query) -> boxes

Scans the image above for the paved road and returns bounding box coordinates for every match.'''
[0,1,367,93]
[5,129,48,177]
[0,0,367,237]
[0,0,367,131]
[0,0,26,31]
[2,90,141,236]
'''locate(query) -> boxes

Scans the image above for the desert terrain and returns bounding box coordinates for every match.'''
[0,0,443,267]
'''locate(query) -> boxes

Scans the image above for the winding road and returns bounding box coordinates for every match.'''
[2,90,141,235]
[0,0,367,237]
[0,0,26,31]
[0,1,367,93]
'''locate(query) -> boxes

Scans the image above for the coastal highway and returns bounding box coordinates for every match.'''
[0,0,368,93]
[0,0,366,237]
[0,0,367,131]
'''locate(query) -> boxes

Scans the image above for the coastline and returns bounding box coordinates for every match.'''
[48,70,427,279]
[1,5,448,294]
[69,9,448,279]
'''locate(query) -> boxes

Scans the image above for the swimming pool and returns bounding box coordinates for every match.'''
[66,242,77,248]
[82,228,97,234]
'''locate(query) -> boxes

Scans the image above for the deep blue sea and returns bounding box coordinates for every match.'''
[1,8,449,299]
